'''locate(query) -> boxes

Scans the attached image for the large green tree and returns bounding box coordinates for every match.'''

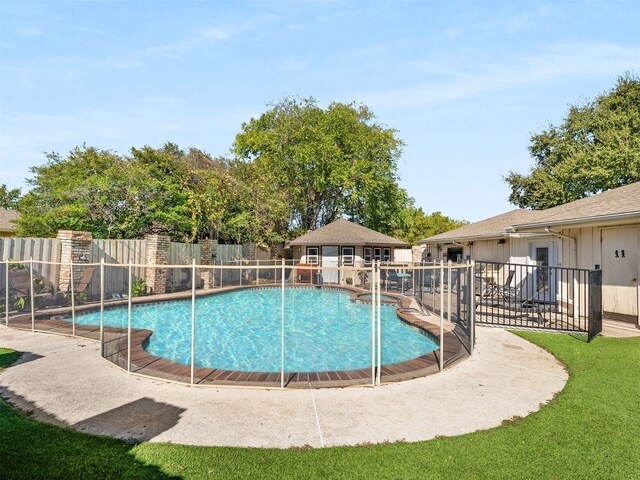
[16,146,131,238]
[393,207,468,245]
[126,144,240,242]
[505,73,640,209]
[233,97,409,235]
[16,144,241,242]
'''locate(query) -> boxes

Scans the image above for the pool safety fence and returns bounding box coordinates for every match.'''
[1,259,475,388]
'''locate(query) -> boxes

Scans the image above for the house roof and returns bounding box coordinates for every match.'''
[0,208,19,233]
[288,218,410,247]
[421,181,640,244]
[512,181,640,229]
[419,210,542,244]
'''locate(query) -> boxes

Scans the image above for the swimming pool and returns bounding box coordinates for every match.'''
[75,287,438,373]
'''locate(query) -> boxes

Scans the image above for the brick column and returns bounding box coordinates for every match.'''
[145,234,170,294]
[57,230,92,292]
[199,239,217,289]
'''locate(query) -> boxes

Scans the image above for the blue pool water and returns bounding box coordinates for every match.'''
[75,287,437,372]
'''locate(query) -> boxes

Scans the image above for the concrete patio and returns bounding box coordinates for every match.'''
[0,325,568,449]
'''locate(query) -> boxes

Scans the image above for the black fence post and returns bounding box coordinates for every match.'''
[588,269,603,342]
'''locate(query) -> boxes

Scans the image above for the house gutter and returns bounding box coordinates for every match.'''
[544,227,579,271]
[544,227,576,243]
[504,232,547,238]
[507,227,577,267]
[513,210,640,230]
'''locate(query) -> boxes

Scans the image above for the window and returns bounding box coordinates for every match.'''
[373,247,382,261]
[383,247,391,262]
[341,246,354,266]
[363,247,372,265]
[306,246,319,265]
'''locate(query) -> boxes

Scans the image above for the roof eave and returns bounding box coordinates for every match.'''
[512,211,640,230]
[362,241,411,247]
[419,232,510,244]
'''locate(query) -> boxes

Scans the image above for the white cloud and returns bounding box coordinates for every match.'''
[363,42,640,109]
[443,4,553,39]
[203,28,232,41]
[13,26,47,38]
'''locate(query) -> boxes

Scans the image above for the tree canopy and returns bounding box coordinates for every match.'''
[14,98,467,246]
[505,73,640,209]
[0,184,21,209]
[233,97,408,235]
[393,207,468,245]
[16,144,243,242]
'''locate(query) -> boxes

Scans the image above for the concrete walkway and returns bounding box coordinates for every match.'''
[0,325,567,448]
[601,319,640,338]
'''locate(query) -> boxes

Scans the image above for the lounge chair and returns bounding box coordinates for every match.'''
[496,270,518,303]
[72,267,95,299]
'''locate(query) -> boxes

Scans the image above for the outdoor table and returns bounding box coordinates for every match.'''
[396,272,412,290]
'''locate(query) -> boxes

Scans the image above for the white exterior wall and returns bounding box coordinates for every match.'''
[558,224,639,323]
[470,240,510,263]
[422,220,640,324]
[295,245,408,266]
[509,226,638,324]
[423,240,508,263]
[508,236,560,265]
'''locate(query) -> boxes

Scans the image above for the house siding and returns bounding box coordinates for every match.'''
[472,240,510,263]
[557,224,639,322]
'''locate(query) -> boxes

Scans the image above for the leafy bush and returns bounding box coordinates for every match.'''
[131,278,147,297]
[13,297,26,311]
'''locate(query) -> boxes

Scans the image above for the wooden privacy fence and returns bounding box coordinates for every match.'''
[167,242,202,292]
[0,235,258,297]
[0,238,61,292]
[216,244,243,261]
[90,240,147,298]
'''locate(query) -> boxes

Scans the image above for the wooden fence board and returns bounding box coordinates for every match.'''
[1,237,247,297]
[0,238,61,291]
[89,239,147,297]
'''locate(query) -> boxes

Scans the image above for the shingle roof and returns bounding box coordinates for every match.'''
[512,181,640,229]
[421,181,640,244]
[0,208,19,233]
[419,209,542,244]
[288,218,410,247]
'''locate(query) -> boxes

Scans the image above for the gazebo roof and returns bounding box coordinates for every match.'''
[288,218,410,247]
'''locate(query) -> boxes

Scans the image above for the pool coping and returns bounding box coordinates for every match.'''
[6,285,469,388]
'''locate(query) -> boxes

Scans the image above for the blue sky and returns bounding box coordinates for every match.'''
[1,0,639,222]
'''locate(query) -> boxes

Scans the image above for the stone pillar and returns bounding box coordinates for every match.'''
[199,239,217,289]
[57,230,92,292]
[412,245,425,264]
[144,234,170,294]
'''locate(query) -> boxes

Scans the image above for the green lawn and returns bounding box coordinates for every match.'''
[1,333,639,480]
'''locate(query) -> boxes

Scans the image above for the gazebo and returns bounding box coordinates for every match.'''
[286,218,410,284]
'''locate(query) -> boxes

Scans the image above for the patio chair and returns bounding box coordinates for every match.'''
[8,268,57,309]
[381,269,401,290]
